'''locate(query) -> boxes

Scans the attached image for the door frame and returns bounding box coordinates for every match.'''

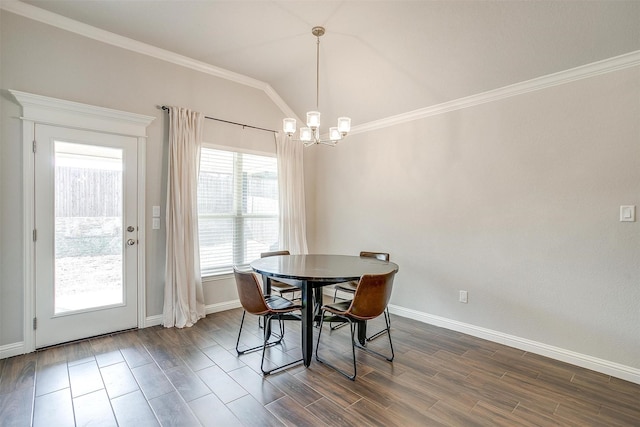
[10,90,155,353]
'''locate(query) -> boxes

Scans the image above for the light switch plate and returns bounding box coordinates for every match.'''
[459,290,468,303]
[152,218,160,229]
[620,205,635,222]
[152,205,160,218]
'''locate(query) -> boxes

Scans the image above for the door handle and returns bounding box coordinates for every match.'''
[127,239,136,246]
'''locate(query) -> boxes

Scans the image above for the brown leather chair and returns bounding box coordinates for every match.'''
[233,267,303,375]
[332,251,391,341]
[258,250,300,330]
[260,250,300,300]
[316,270,396,380]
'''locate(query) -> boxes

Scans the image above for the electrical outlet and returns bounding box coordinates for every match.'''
[459,290,468,303]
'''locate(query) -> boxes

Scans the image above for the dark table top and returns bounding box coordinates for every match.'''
[250,254,399,283]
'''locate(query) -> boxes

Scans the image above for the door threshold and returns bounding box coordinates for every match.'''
[36,327,138,352]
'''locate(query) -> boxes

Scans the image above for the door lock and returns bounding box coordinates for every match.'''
[127,226,135,232]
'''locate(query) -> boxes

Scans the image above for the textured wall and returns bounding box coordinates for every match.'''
[308,67,640,369]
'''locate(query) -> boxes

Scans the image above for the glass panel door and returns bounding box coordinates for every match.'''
[35,125,138,348]
[54,142,124,313]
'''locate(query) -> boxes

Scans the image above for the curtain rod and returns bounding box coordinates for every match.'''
[160,105,277,134]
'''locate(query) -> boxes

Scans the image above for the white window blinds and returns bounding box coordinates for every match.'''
[198,147,279,276]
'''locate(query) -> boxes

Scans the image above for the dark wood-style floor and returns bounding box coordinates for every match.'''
[0,307,638,426]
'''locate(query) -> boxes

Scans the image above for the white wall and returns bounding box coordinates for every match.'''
[0,11,282,346]
[307,66,640,371]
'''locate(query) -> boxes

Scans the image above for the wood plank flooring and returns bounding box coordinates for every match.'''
[0,307,638,426]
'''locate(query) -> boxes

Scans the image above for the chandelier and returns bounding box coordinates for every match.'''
[283,26,351,147]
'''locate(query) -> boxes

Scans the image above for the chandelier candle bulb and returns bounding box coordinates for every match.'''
[329,127,341,141]
[300,127,312,142]
[338,117,351,135]
[283,118,296,136]
[307,111,321,129]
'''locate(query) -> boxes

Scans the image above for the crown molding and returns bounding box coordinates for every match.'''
[0,1,276,100]
[263,84,302,123]
[352,50,640,135]
[3,0,638,135]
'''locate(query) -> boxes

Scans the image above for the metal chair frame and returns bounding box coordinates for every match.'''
[235,310,303,375]
[257,250,300,330]
[233,267,303,375]
[331,252,392,342]
[316,271,396,381]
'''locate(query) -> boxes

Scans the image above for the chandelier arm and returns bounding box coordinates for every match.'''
[292,138,337,147]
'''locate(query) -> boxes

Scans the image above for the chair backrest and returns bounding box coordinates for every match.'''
[360,251,390,262]
[261,250,290,258]
[233,267,270,316]
[347,271,396,320]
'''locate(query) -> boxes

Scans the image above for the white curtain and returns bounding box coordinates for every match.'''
[276,133,309,254]
[162,107,205,328]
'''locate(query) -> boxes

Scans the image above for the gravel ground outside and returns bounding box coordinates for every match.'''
[55,254,123,312]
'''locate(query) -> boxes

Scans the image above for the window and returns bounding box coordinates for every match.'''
[198,146,279,276]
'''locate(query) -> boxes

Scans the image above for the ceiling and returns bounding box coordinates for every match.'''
[17,0,640,128]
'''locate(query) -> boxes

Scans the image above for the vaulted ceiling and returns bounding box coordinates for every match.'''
[17,0,640,128]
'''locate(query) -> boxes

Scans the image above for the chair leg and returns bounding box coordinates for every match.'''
[355,311,394,362]
[315,311,357,381]
[235,310,248,354]
[314,289,325,327]
[330,288,351,331]
[330,320,348,331]
[259,313,283,340]
[385,310,395,361]
[236,311,284,355]
[260,314,304,375]
[366,307,391,342]
[284,290,301,302]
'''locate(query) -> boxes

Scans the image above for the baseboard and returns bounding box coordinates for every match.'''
[205,300,242,315]
[6,298,637,385]
[144,314,163,327]
[144,300,242,328]
[389,304,640,385]
[0,341,25,359]
[1,300,245,359]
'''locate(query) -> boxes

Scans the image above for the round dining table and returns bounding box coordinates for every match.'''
[250,254,399,367]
